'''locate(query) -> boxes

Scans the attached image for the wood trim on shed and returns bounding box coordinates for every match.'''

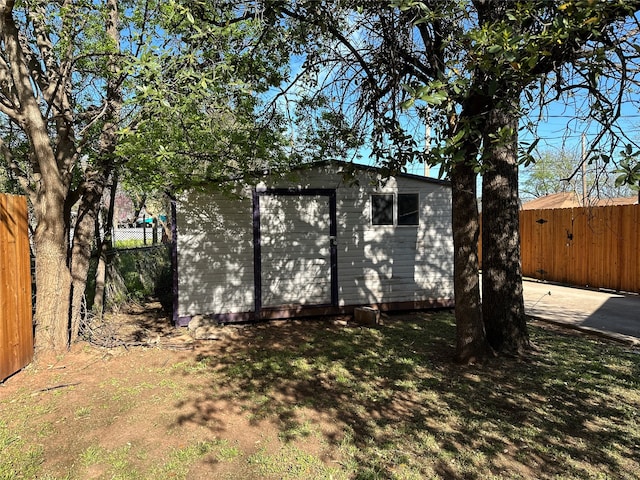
[188,297,454,324]
[170,196,180,326]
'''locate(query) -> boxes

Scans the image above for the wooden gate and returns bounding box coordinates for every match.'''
[482,204,640,293]
[520,205,640,293]
[1,193,33,381]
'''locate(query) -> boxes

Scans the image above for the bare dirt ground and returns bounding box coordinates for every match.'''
[0,303,357,479]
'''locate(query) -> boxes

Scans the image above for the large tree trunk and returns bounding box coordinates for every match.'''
[481,106,529,354]
[470,0,529,355]
[451,144,490,363]
[31,150,72,354]
[33,197,72,354]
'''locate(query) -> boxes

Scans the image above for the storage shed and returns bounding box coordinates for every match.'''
[173,161,454,325]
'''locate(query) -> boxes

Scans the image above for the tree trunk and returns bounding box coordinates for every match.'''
[481,106,530,354]
[451,145,490,363]
[93,251,108,317]
[33,188,72,354]
[93,173,118,318]
[69,170,107,341]
[20,76,72,355]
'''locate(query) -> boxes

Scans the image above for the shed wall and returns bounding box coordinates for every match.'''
[176,163,453,319]
[177,188,255,317]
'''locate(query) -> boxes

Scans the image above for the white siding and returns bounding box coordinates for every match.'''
[176,163,453,318]
[176,186,255,317]
[330,170,453,306]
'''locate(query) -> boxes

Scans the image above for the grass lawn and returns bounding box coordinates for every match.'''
[1,311,639,479]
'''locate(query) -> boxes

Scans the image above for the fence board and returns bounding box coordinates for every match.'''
[572,208,589,287]
[481,204,640,294]
[0,194,33,382]
[558,208,571,283]
[619,205,638,292]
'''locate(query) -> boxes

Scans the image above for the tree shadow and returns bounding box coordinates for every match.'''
[165,314,640,478]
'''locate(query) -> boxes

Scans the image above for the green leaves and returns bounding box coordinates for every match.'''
[614,147,640,191]
[401,82,449,108]
[112,1,299,195]
[519,137,540,167]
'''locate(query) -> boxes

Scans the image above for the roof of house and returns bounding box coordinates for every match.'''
[521,192,581,210]
[522,192,638,210]
[594,196,639,207]
[194,159,450,189]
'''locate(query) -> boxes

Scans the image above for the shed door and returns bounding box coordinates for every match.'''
[254,190,337,312]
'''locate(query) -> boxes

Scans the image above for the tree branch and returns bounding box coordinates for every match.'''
[0,136,34,199]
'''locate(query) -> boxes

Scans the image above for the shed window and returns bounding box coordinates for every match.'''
[371,193,419,226]
[398,194,419,225]
[371,194,394,225]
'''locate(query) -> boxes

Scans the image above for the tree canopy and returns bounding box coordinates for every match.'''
[116,2,297,194]
[0,0,295,352]
[521,148,635,201]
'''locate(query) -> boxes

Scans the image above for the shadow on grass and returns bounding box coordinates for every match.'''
[170,311,640,479]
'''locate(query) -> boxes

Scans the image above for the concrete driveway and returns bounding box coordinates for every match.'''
[522,279,640,345]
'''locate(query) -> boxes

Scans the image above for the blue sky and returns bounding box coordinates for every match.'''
[272,9,640,199]
[398,97,640,198]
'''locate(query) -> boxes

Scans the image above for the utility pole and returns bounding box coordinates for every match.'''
[581,133,587,207]
[424,108,431,177]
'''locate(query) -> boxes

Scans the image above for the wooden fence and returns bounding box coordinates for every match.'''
[481,204,639,294]
[1,193,33,381]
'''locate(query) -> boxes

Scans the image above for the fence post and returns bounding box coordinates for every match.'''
[152,217,158,244]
